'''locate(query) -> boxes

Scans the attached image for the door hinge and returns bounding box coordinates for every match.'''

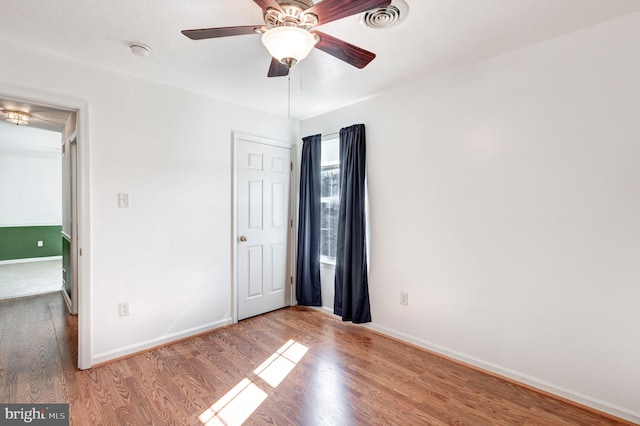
[79,248,83,256]
[290,162,293,171]
[290,219,293,228]
[290,276,293,284]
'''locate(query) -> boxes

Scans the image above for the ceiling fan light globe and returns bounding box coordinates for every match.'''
[262,27,316,65]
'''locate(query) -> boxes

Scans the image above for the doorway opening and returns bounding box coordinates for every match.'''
[0,120,64,299]
[0,93,88,369]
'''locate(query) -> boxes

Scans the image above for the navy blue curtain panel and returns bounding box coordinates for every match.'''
[296,134,322,306]
[334,124,371,323]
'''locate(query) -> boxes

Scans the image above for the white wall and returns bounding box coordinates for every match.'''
[0,39,292,363]
[300,12,640,422]
[0,148,62,226]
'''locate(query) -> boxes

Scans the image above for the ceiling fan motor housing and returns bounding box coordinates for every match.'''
[277,0,314,10]
[264,3,318,29]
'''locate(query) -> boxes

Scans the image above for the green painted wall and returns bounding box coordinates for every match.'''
[0,226,62,261]
[62,235,71,298]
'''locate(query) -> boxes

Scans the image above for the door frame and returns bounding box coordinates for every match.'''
[231,132,296,323]
[0,84,92,369]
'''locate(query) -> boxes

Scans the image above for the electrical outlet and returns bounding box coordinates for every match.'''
[400,292,408,306]
[37,240,43,247]
[119,301,130,317]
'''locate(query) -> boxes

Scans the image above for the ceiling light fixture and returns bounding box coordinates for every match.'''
[2,110,31,126]
[262,26,316,68]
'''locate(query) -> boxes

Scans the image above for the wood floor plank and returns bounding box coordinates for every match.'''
[0,294,635,425]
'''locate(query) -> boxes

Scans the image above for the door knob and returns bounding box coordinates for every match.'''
[239,236,247,242]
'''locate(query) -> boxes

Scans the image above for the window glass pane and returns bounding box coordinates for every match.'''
[321,201,331,230]
[320,137,340,261]
[321,168,338,198]
[320,229,330,258]
[328,201,338,258]
[321,171,331,198]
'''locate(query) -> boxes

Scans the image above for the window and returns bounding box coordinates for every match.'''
[320,163,339,260]
[320,137,339,263]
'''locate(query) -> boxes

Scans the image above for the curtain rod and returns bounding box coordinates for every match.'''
[322,132,339,139]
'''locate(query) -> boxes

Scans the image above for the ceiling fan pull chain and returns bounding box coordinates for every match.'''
[288,72,291,119]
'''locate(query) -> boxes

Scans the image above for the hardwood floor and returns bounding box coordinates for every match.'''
[0,292,634,425]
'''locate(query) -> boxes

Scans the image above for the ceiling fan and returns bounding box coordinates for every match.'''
[181,0,392,77]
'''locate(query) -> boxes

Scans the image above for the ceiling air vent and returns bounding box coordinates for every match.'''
[362,0,409,29]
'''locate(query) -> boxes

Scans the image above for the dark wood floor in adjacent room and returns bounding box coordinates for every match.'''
[0,292,633,425]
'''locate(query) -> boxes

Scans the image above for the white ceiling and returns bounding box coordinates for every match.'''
[1,0,639,119]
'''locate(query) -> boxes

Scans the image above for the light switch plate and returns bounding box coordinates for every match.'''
[400,292,408,306]
[118,193,130,208]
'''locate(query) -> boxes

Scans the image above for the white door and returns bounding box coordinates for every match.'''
[61,116,79,315]
[235,135,292,320]
[69,133,78,314]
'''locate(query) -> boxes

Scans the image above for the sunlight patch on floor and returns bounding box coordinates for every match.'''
[199,339,309,425]
[199,378,267,426]
[253,339,309,388]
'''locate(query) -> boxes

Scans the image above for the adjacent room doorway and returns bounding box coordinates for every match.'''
[0,90,89,369]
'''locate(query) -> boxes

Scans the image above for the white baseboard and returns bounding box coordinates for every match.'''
[320,306,333,315]
[363,322,640,425]
[61,289,72,313]
[91,317,234,366]
[0,256,62,265]
[0,288,63,301]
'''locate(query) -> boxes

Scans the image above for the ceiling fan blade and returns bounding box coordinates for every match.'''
[313,31,376,69]
[268,57,290,77]
[253,0,283,12]
[306,0,392,25]
[181,25,261,40]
